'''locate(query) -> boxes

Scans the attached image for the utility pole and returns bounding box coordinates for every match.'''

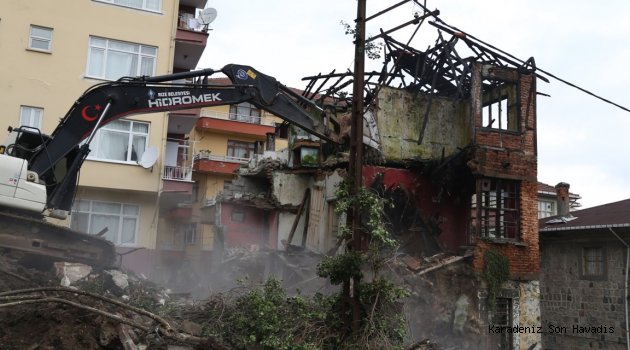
[346,0,366,334]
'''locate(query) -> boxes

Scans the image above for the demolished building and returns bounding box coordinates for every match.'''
[198,16,545,349]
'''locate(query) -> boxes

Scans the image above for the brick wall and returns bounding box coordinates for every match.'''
[473,180,540,279]
[470,64,540,280]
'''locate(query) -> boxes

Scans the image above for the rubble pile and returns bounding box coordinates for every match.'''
[0,254,228,350]
[0,248,477,349]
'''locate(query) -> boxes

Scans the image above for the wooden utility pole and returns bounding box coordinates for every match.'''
[346,0,366,334]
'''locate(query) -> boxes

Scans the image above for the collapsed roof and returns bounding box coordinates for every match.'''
[300,7,547,107]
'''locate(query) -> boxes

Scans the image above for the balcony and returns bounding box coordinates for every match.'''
[163,165,193,182]
[196,111,276,137]
[193,153,249,175]
[174,12,209,70]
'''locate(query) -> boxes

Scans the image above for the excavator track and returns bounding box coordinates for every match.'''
[0,211,115,268]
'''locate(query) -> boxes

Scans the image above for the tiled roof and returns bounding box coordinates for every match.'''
[537,182,556,193]
[539,198,630,231]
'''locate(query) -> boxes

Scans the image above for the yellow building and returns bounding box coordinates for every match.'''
[0,0,210,274]
[157,96,289,265]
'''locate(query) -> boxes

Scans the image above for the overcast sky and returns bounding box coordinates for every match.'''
[198,0,630,209]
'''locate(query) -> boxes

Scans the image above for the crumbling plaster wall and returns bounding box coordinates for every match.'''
[374,86,471,162]
[274,170,345,253]
[272,172,312,206]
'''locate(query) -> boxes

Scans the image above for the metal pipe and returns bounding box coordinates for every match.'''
[85,101,112,145]
[140,68,216,83]
[609,227,630,350]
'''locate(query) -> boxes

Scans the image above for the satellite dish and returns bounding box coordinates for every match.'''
[198,8,217,25]
[138,147,159,169]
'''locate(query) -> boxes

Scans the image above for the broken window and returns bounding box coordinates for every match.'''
[481,83,518,131]
[581,247,606,279]
[470,178,519,241]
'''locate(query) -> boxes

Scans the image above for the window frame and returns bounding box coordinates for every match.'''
[87,119,150,165]
[471,178,520,242]
[28,25,53,52]
[19,106,44,130]
[580,246,606,280]
[229,102,262,124]
[480,82,520,132]
[492,297,514,350]
[537,199,555,219]
[70,199,139,246]
[226,140,256,160]
[93,0,162,13]
[86,36,157,81]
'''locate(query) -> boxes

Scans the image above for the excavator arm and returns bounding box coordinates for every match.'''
[0,64,340,267]
[9,64,340,216]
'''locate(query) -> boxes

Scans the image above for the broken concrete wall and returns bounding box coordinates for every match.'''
[221,203,270,249]
[272,172,312,206]
[273,169,344,253]
[374,86,471,162]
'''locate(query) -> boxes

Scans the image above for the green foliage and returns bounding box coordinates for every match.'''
[195,279,341,350]
[224,279,318,349]
[359,278,410,346]
[333,181,398,249]
[317,251,364,285]
[186,180,408,349]
[482,248,510,309]
[190,277,407,350]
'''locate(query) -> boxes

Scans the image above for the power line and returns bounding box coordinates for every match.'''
[411,2,630,114]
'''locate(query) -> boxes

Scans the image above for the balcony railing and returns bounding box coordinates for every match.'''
[200,109,276,127]
[194,153,250,164]
[178,13,208,33]
[163,166,193,181]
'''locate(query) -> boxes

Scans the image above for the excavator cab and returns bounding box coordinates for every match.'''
[0,127,48,214]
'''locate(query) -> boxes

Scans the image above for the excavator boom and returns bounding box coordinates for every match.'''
[0,64,341,267]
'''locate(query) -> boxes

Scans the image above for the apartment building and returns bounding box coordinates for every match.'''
[156,88,290,268]
[0,0,210,274]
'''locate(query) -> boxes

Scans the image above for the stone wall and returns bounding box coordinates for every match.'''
[540,236,628,349]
